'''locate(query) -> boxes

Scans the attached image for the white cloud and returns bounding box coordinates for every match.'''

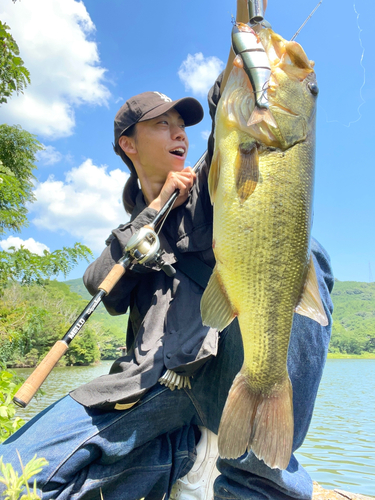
[0,0,110,138]
[37,145,63,166]
[0,237,50,256]
[30,160,129,251]
[201,130,211,141]
[178,53,224,97]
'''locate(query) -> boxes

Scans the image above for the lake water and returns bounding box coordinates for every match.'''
[296,359,375,497]
[14,359,375,497]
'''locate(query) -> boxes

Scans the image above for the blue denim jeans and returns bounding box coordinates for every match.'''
[0,240,334,500]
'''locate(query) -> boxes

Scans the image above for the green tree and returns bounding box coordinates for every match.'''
[65,327,101,366]
[0,21,93,293]
[0,126,92,290]
[0,244,93,290]
[0,125,92,289]
[0,20,30,105]
[330,281,375,355]
[1,19,41,235]
[0,124,41,235]
[0,282,118,368]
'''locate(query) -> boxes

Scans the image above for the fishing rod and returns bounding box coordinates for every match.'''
[248,0,265,24]
[13,150,208,409]
[291,1,323,41]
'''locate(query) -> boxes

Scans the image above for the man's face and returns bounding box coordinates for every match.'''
[132,108,189,180]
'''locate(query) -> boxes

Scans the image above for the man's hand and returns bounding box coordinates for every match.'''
[149,167,196,212]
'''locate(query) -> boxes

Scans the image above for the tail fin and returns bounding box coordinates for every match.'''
[247,107,277,128]
[218,369,294,470]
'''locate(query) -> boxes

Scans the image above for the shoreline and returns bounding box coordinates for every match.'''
[313,482,374,499]
[327,353,375,359]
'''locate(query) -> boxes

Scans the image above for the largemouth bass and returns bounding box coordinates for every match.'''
[201,27,328,470]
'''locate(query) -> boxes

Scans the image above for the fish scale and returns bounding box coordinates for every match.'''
[201,27,328,469]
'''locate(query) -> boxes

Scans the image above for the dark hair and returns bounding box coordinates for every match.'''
[117,124,141,215]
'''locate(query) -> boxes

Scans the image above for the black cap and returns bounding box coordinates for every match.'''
[113,91,204,154]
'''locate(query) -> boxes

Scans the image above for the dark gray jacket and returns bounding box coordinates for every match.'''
[70,77,222,410]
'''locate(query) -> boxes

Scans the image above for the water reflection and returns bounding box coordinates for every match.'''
[14,359,375,497]
[14,361,114,421]
[296,359,375,497]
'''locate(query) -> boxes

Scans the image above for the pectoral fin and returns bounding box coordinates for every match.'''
[201,266,237,331]
[235,143,259,202]
[208,149,220,204]
[295,255,329,326]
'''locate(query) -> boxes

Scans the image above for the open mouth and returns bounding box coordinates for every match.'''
[169,147,185,158]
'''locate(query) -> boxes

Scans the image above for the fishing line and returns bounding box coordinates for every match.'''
[347,4,366,127]
[322,3,366,128]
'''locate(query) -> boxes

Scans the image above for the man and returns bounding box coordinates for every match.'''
[0,1,334,498]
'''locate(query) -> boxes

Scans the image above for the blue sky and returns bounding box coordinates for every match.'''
[1,0,374,283]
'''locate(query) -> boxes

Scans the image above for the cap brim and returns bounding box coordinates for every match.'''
[139,97,204,127]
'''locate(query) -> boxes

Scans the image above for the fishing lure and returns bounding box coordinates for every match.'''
[231,21,276,127]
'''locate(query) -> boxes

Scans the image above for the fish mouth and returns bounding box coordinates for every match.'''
[269,103,299,118]
[223,28,316,148]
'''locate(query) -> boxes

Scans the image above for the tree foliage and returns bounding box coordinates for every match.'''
[330,280,375,355]
[0,125,93,291]
[0,244,92,290]
[0,123,92,290]
[0,281,127,367]
[0,20,30,105]
[0,124,42,235]
[0,26,92,293]
[0,366,25,442]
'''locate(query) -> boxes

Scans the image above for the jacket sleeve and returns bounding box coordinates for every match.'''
[83,206,158,315]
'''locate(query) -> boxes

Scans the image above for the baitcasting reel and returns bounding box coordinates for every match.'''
[125,225,176,277]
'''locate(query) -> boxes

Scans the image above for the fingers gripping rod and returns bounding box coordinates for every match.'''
[13,151,207,408]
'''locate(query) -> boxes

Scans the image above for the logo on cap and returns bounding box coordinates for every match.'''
[153,92,172,103]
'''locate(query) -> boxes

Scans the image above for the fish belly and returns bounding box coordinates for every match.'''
[213,128,314,468]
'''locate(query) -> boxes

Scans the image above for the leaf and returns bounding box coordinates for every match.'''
[21,455,49,481]
[12,57,22,66]
[0,21,29,103]
[0,407,9,418]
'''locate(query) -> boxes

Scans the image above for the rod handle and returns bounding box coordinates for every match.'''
[13,340,69,408]
[98,263,126,294]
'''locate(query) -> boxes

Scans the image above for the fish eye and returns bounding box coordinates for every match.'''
[308,82,319,96]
